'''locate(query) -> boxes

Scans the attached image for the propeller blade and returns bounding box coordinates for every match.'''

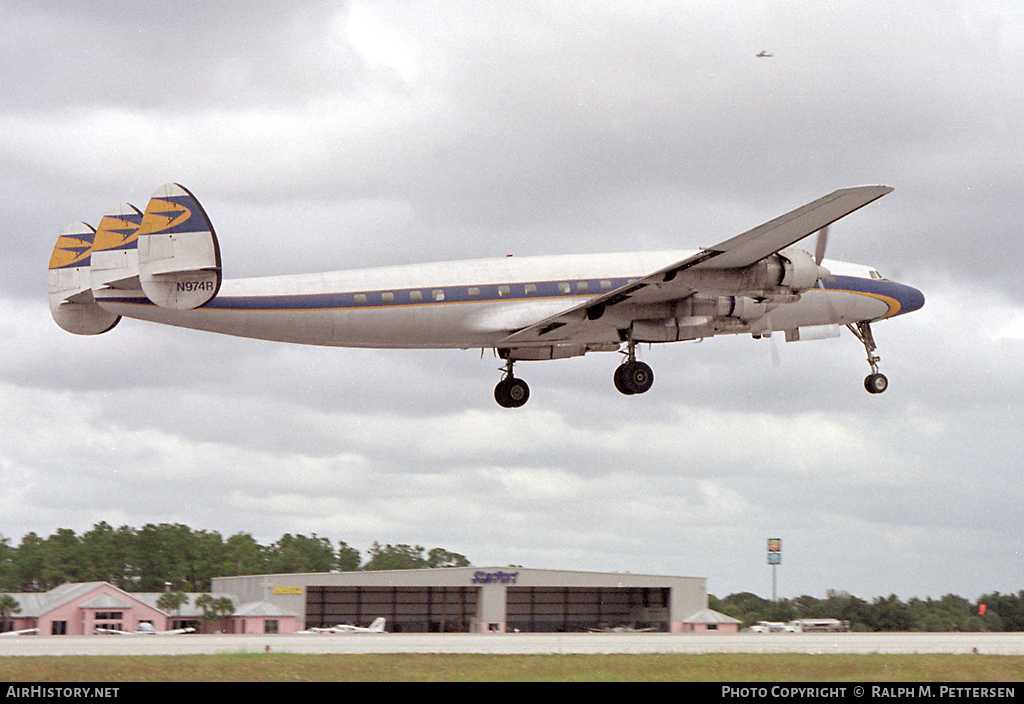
[814,225,829,265]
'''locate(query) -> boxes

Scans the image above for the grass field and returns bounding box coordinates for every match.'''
[1,654,1022,681]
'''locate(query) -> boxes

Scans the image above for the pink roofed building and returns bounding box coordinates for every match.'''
[0,582,299,636]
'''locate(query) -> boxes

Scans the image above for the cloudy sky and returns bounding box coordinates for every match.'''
[2,1,1022,600]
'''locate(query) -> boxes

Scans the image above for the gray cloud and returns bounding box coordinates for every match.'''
[2,1,1022,600]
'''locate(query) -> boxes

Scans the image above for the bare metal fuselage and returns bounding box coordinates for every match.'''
[98,249,911,351]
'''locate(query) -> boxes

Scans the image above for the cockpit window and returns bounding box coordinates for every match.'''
[869,270,884,280]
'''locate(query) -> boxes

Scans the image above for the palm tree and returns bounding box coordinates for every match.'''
[194,593,216,633]
[213,597,235,633]
[157,591,189,628]
[0,595,21,632]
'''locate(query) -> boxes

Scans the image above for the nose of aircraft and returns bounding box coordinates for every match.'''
[894,281,925,315]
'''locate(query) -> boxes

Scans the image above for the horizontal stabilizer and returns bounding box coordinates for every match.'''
[90,203,144,294]
[138,183,222,309]
[47,222,121,335]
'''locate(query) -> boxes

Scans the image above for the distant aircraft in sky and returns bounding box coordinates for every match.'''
[756,50,774,57]
[48,183,923,407]
[300,617,387,634]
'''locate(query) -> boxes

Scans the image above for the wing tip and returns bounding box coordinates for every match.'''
[835,184,894,197]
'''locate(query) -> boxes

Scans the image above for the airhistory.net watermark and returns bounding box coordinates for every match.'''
[5,686,119,699]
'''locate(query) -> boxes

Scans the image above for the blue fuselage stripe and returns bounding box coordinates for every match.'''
[101,273,921,316]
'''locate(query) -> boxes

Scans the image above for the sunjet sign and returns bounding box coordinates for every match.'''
[471,570,519,585]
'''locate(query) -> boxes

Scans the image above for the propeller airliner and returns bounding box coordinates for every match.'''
[48,183,924,407]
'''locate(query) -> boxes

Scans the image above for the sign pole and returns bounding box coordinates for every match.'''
[767,537,782,603]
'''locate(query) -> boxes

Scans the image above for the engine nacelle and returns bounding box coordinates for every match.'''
[776,248,821,291]
[728,296,768,322]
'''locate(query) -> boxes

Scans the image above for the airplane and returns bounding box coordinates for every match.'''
[94,623,196,635]
[300,617,387,634]
[0,628,39,637]
[586,624,658,633]
[756,50,774,57]
[47,183,924,407]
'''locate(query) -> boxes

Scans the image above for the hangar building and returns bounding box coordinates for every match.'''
[212,566,714,633]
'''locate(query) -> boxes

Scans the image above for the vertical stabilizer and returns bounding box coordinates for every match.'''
[137,183,222,309]
[90,203,144,296]
[47,222,121,335]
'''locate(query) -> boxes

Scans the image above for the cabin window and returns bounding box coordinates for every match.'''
[381,292,394,303]
[558,282,571,294]
[497,285,511,297]
[409,290,423,302]
[353,293,367,304]
[467,287,480,296]
[432,289,445,301]
[524,283,537,295]
[576,281,589,292]
[600,279,612,290]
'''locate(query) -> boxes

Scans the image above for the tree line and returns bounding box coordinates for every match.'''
[0,522,469,593]
[710,589,1024,632]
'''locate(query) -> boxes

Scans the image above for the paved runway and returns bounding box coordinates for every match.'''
[2,632,1023,657]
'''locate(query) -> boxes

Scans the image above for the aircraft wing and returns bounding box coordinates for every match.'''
[500,186,892,345]
[154,627,195,635]
[95,628,133,635]
[0,628,38,637]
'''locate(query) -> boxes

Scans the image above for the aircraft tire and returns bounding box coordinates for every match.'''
[864,373,888,394]
[614,364,636,395]
[494,379,512,407]
[505,378,530,407]
[625,361,654,394]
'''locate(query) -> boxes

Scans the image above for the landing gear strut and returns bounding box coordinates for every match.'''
[613,339,654,396]
[847,321,888,394]
[494,359,530,408]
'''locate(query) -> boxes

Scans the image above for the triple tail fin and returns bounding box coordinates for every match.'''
[47,222,121,335]
[90,202,144,298]
[137,183,222,309]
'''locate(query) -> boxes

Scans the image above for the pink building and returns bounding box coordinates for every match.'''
[679,608,742,633]
[0,582,299,636]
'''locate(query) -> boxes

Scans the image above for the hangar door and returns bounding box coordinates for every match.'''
[505,587,669,632]
[305,586,478,633]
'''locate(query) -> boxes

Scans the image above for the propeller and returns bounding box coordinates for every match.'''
[814,224,829,265]
[813,224,842,325]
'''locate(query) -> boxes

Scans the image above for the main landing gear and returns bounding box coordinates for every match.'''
[494,359,530,408]
[847,321,889,394]
[613,340,654,396]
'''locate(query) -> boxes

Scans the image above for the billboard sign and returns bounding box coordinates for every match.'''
[767,538,782,565]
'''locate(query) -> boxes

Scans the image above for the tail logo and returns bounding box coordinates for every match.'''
[139,198,193,236]
[48,231,95,270]
[93,211,143,252]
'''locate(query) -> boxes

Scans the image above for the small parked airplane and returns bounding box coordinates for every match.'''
[94,623,196,635]
[586,624,658,633]
[0,628,39,637]
[301,617,387,634]
[756,50,774,58]
[47,184,923,407]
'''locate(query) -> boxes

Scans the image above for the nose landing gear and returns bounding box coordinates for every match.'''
[494,359,530,408]
[847,321,888,394]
